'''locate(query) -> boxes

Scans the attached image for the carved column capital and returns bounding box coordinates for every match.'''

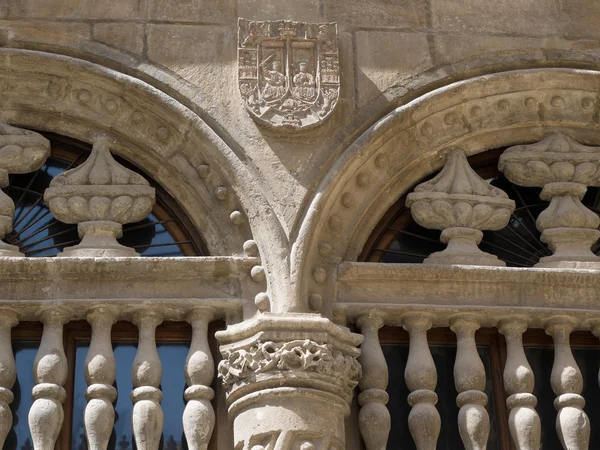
[216,313,362,450]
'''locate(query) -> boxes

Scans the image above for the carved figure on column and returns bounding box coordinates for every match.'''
[44,136,155,257]
[498,318,541,450]
[402,313,440,450]
[217,314,362,450]
[0,309,19,448]
[84,306,118,450]
[499,133,600,268]
[407,149,515,266]
[29,308,70,450]
[545,317,590,450]
[450,315,490,450]
[131,310,163,450]
[0,123,50,256]
[183,307,215,450]
[357,313,390,450]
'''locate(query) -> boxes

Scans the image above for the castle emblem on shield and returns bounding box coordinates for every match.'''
[238,18,340,130]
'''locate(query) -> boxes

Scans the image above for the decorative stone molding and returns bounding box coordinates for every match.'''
[0,123,50,256]
[500,133,600,268]
[44,136,156,257]
[217,313,362,450]
[407,149,515,266]
[238,19,339,130]
[294,68,600,315]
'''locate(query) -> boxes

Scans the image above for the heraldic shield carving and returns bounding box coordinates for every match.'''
[238,18,340,130]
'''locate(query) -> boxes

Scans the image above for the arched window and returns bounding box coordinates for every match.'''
[359,149,600,449]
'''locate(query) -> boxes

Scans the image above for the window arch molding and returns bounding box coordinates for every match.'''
[0,49,291,305]
[293,68,600,315]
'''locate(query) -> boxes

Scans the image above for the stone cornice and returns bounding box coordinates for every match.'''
[336,262,600,326]
[0,256,254,320]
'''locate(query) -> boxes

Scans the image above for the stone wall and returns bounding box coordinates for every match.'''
[3,0,600,238]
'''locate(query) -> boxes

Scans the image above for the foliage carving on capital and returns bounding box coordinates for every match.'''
[218,339,361,392]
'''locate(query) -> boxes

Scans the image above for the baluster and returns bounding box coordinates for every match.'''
[498,318,540,450]
[84,306,118,450]
[0,309,18,448]
[357,313,390,450]
[546,317,590,450]
[450,315,489,450]
[183,307,215,450]
[29,308,69,450]
[402,313,440,450]
[131,311,163,450]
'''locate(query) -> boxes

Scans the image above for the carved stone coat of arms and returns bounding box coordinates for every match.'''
[238,18,340,130]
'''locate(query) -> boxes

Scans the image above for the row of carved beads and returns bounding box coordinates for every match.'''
[0,307,214,450]
[407,133,600,269]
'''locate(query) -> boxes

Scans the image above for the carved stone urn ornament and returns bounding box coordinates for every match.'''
[499,133,600,268]
[407,149,515,266]
[44,136,155,257]
[0,124,50,256]
[238,18,339,130]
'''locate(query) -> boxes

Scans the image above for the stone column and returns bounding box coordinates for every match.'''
[217,313,362,450]
[0,309,19,448]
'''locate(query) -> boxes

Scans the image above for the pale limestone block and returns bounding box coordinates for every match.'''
[7,0,146,20]
[93,23,144,55]
[238,0,321,22]
[354,31,432,107]
[430,0,558,36]
[324,0,426,30]
[148,0,235,22]
[0,20,91,48]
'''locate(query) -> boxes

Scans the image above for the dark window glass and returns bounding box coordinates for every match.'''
[525,346,600,449]
[383,343,499,450]
[71,341,189,450]
[6,341,37,450]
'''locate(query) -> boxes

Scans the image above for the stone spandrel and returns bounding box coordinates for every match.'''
[238,18,340,131]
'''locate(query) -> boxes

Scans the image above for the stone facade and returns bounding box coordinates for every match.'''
[2,1,600,449]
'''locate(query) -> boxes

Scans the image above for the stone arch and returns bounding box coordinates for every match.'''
[293,68,600,316]
[0,48,291,309]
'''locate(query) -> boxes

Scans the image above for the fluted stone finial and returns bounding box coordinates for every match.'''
[407,149,515,266]
[0,124,50,256]
[499,133,600,268]
[44,136,155,257]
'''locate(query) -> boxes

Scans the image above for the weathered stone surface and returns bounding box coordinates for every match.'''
[93,23,144,55]
[354,31,432,107]
[148,0,235,22]
[238,0,321,22]
[7,0,146,20]
[324,0,426,30]
[0,20,91,48]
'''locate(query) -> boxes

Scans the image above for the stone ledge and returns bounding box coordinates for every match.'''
[337,262,600,314]
[0,256,254,319]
